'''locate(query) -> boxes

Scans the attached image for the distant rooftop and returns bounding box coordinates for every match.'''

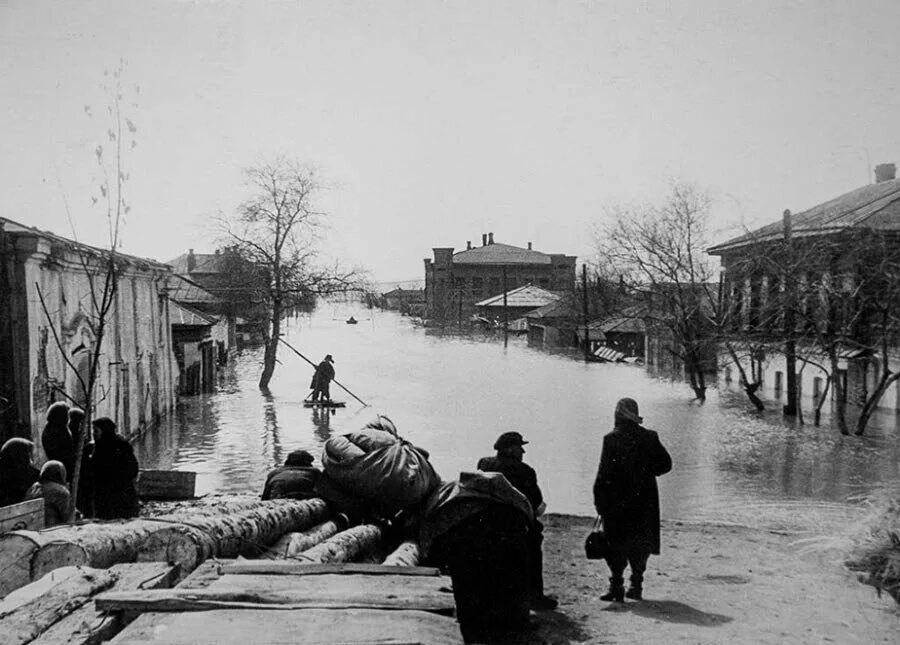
[167,274,222,305]
[475,284,561,309]
[454,242,553,265]
[709,174,900,254]
[167,249,231,274]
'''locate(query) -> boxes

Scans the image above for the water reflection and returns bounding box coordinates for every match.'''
[135,308,900,532]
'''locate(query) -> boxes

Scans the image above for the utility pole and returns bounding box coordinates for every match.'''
[503,265,509,348]
[582,264,590,361]
[783,209,798,416]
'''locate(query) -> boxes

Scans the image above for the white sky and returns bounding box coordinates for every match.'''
[3,1,900,284]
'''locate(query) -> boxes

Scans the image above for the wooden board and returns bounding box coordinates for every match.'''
[0,498,45,534]
[95,573,455,613]
[221,561,440,577]
[107,608,464,644]
[137,470,197,500]
[303,400,346,408]
[31,562,179,645]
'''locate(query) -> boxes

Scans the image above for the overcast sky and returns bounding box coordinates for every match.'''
[3,1,900,285]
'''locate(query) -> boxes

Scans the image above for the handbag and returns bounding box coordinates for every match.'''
[584,515,609,560]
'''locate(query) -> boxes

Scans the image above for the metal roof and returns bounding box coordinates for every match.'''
[453,242,552,265]
[167,274,222,305]
[169,300,217,327]
[475,284,561,308]
[709,178,900,254]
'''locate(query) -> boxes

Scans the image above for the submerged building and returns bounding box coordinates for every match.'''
[0,217,176,448]
[423,232,576,322]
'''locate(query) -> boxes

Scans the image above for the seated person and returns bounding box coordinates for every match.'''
[25,460,72,527]
[261,450,320,500]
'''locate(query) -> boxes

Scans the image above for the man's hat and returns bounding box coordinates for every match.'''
[494,431,528,450]
[325,354,334,363]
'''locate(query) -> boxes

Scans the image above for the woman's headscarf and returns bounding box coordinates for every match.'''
[614,397,643,426]
[68,407,85,434]
[46,401,70,427]
[92,417,117,441]
[40,460,67,485]
[0,437,34,470]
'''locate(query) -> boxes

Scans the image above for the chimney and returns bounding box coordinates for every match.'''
[467,241,472,250]
[875,163,897,183]
[527,242,532,250]
[488,232,494,245]
[187,248,196,272]
[482,233,487,246]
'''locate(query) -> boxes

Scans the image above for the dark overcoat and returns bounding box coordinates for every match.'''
[592,422,672,554]
[92,435,140,519]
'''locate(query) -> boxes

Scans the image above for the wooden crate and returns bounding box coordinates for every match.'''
[0,498,44,534]
[136,470,196,500]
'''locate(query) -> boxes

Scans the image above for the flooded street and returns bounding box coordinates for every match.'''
[136,306,900,532]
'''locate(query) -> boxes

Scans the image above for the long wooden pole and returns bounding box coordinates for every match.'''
[278,337,368,406]
[503,265,509,348]
[582,264,590,361]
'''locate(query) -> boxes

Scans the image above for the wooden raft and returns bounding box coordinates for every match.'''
[104,560,463,645]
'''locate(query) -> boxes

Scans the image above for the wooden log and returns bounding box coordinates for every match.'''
[136,470,197,501]
[383,539,421,567]
[0,529,55,597]
[31,562,179,645]
[0,566,116,645]
[137,498,330,572]
[0,498,45,533]
[221,562,440,577]
[296,524,383,564]
[106,608,464,645]
[263,519,344,559]
[95,573,456,614]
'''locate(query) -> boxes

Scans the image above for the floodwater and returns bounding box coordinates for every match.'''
[135,306,900,532]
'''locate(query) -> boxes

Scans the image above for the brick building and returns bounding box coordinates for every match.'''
[423,232,576,321]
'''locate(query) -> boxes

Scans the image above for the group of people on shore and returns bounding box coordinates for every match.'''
[262,393,671,641]
[0,401,140,527]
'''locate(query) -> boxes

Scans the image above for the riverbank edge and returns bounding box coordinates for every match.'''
[532,513,898,645]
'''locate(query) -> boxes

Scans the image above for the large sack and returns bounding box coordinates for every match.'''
[318,418,440,517]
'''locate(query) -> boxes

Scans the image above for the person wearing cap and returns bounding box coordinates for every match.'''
[309,354,336,403]
[261,450,321,500]
[477,431,558,611]
[593,397,672,603]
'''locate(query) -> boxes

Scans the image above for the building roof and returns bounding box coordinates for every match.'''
[587,305,647,334]
[709,178,900,254]
[167,250,231,274]
[169,300,217,327]
[167,274,222,306]
[0,216,170,270]
[524,295,577,319]
[453,242,553,265]
[475,284,562,309]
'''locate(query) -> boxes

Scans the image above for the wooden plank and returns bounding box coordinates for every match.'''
[0,498,45,533]
[31,562,179,645]
[95,573,455,614]
[108,608,464,644]
[173,558,231,588]
[136,470,197,500]
[220,561,440,577]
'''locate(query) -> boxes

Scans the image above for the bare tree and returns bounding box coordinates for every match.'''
[217,157,364,389]
[596,183,719,401]
[34,61,137,517]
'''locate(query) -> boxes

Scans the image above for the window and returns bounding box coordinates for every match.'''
[471,277,483,297]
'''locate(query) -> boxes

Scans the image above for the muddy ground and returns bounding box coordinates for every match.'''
[503,514,898,645]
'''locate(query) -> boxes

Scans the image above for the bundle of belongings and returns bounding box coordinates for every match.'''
[315,415,441,520]
[420,471,535,643]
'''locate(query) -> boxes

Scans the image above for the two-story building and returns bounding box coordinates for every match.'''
[708,162,900,410]
[423,232,576,322]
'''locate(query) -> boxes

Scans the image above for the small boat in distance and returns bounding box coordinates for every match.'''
[346,316,358,325]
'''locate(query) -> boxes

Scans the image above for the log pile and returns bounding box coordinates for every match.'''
[0,561,178,645]
[0,497,329,598]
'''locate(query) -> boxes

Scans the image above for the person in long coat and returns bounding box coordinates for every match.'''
[0,437,39,507]
[309,355,335,402]
[90,417,140,519]
[593,397,672,602]
[41,402,74,479]
[25,460,72,527]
